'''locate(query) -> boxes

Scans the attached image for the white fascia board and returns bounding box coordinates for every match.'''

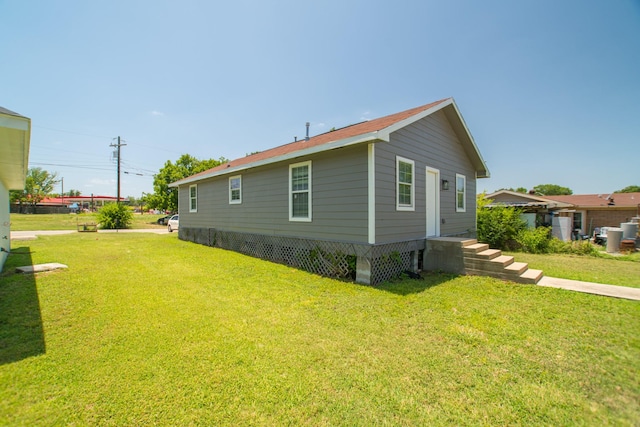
[448,99,490,178]
[377,98,453,138]
[169,131,383,187]
[367,143,376,244]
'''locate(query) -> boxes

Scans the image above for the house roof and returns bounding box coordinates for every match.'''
[485,190,573,209]
[486,190,640,211]
[0,107,31,190]
[0,106,26,118]
[170,98,489,187]
[544,193,640,208]
[39,196,125,205]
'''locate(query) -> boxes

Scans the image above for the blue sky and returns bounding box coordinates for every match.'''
[2,0,639,198]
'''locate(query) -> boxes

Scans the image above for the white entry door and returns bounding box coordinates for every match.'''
[426,167,440,237]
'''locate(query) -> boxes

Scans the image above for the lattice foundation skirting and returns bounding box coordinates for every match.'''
[180,227,424,285]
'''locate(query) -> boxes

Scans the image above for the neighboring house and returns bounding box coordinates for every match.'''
[170,98,489,285]
[484,190,572,226]
[0,106,31,270]
[544,193,640,237]
[12,195,125,214]
[485,190,640,240]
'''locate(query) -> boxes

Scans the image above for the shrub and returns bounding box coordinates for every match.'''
[516,226,551,254]
[546,237,600,256]
[97,203,133,229]
[567,240,600,256]
[476,195,527,250]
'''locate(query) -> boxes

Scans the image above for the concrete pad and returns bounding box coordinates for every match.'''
[538,276,640,301]
[11,235,37,241]
[11,230,76,239]
[16,263,68,274]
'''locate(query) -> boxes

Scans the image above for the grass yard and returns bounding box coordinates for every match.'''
[9,213,167,231]
[1,233,639,425]
[506,251,640,288]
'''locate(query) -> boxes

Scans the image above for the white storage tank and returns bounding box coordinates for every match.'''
[621,222,638,240]
[606,228,624,253]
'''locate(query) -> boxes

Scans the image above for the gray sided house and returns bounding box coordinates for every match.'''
[170,98,489,285]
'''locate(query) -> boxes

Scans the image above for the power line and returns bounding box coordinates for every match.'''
[32,124,112,139]
[16,162,115,172]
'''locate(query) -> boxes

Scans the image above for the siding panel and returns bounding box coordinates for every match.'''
[375,110,477,243]
[179,145,370,242]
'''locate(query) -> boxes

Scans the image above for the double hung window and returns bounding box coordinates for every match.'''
[229,175,242,204]
[289,161,311,221]
[189,184,197,212]
[456,174,466,212]
[396,156,415,211]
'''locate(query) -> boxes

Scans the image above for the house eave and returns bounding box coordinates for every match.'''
[0,111,31,190]
[170,132,383,187]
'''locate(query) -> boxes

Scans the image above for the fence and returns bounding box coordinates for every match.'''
[204,228,424,285]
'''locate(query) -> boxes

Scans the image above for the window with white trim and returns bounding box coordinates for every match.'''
[229,175,242,204]
[396,156,415,211]
[289,161,311,221]
[189,184,198,212]
[456,174,466,212]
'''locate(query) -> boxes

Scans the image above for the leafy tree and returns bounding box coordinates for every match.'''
[532,184,572,196]
[495,187,528,193]
[148,154,226,212]
[615,185,640,193]
[97,203,133,229]
[67,189,81,196]
[476,193,527,250]
[9,167,59,213]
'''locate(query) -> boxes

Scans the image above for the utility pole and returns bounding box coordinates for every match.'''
[110,137,126,204]
[60,177,64,207]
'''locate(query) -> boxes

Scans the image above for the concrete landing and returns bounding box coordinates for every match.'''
[16,263,68,274]
[538,276,640,301]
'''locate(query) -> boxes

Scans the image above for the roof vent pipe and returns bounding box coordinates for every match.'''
[305,122,310,141]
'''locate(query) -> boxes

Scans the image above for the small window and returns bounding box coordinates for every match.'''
[189,184,197,212]
[573,212,583,231]
[289,161,311,221]
[396,156,415,211]
[229,175,242,204]
[456,174,466,212]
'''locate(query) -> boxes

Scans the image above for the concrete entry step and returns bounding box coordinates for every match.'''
[504,261,528,275]
[462,243,489,254]
[474,249,501,260]
[489,255,515,268]
[519,269,544,284]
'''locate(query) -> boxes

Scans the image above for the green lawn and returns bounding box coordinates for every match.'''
[1,233,639,425]
[506,251,640,288]
[9,213,167,231]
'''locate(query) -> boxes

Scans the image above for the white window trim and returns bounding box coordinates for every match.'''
[189,184,198,213]
[229,175,242,204]
[456,173,466,212]
[289,160,312,222]
[396,156,415,211]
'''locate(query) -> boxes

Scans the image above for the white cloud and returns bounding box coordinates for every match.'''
[88,178,115,186]
[150,110,164,116]
[360,111,372,121]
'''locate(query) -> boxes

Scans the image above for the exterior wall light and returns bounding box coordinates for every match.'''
[441,179,449,190]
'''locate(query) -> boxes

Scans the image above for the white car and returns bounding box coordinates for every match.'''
[167,215,179,232]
